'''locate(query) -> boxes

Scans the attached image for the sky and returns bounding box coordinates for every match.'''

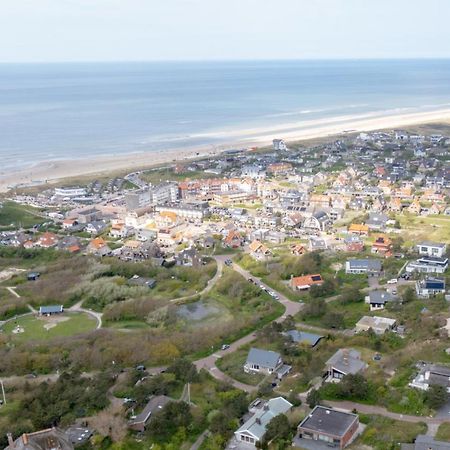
[1,0,449,63]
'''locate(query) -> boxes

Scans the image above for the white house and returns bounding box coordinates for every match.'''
[416,242,447,258]
[233,397,292,448]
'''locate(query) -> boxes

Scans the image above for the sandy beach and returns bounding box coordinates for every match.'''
[2,108,450,193]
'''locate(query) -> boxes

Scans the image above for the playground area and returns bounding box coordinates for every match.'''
[1,312,97,342]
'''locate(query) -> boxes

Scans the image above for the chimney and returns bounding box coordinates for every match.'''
[256,418,262,425]
[6,433,14,448]
[22,434,29,445]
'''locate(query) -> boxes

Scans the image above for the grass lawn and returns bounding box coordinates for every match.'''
[2,312,97,342]
[216,347,266,386]
[436,423,450,442]
[357,414,427,450]
[397,213,450,245]
[0,201,45,229]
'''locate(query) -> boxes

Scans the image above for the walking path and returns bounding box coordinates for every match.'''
[6,287,20,298]
[322,399,447,425]
[69,301,103,329]
[170,257,223,304]
[194,255,302,392]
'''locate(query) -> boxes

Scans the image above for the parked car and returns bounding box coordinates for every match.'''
[221,344,230,350]
[387,278,398,284]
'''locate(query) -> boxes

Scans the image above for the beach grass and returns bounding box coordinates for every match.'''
[0,201,45,229]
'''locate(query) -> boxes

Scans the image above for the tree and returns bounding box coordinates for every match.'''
[147,401,192,441]
[264,414,292,443]
[340,374,370,400]
[425,384,448,410]
[306,389,321,408]
[323,312,345,329]
[167,357,198,383]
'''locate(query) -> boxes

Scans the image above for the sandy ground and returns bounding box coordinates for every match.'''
[2,108,450,192]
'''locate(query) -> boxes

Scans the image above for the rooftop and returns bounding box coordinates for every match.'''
[299,406,358,438]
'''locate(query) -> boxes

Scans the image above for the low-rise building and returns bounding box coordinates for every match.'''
[416,278,446,298]
[297,406,359,449]
[128,395,172,432]
[5,427,74,450]
[325,348,367,381]
[409,364,450,392]
[345,259,382,275]
[233,397,292,448]
[416,241,447,258]
[355,316,397,334]
[244,348,288,377]
[365,290,397,311]
[283,330,323,347]
[406,256,448,274]
[290,274,324,291]
[401,435,450,450]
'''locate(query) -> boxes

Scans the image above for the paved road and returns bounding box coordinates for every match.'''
[69,301,103,329]
[170,257,223,304]
[322,399,448,425]
[194,255,303,392]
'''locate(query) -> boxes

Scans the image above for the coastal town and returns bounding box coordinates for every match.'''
[0,127,449,450]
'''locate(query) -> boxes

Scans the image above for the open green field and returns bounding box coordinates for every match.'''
[2,312,97,342]
[397,214,450,246]
[0,201,45,229]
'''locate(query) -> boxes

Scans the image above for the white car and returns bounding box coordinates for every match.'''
[387,278,398,284]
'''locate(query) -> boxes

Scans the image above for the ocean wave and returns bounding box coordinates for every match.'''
[264,104,370,119]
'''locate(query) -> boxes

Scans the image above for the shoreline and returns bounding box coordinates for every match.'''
[3,107,450,193]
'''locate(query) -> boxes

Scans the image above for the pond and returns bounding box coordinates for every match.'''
[176,301,219,321]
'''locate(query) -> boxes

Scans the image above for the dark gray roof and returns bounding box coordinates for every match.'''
[406,435,450,450]
[418,242,446,248]
[284,330,323,346]
[326,348,367,375]
[246,348,281,370]
[369,290,395,305]
[129,395,172,426]
[299,406,358,437]
[348,259,382,271]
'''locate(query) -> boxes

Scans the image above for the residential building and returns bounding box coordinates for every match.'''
[416,278,446,298]
[344,235,365,252]
[371,235,393,257]
[5,428,74,450]
[406,256,448,274]
[297,406,359,449]
[128,395,172,432]
[244,348,289,378]
[303,210,331,231]
[409,364,450,392]
[232,397,292,448]
[325,348,367,380]
[345,259,382,275]
[125,190,152,211]
[366,290,397,311]
[348,223,369,236]
[366,213,388,231]
[416,241,447,258]
[401,435,450,450]
[283,330,323,347]
[290,274,324,291]
[355,316,397,335]
[248,240,272,261]
[128,275,157,289]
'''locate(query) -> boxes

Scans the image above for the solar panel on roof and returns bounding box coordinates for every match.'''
[311,275,322,281]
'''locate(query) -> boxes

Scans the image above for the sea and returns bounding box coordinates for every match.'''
[2,59,450,170]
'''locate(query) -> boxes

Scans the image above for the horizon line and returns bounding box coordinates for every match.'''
[1,56,450,65]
